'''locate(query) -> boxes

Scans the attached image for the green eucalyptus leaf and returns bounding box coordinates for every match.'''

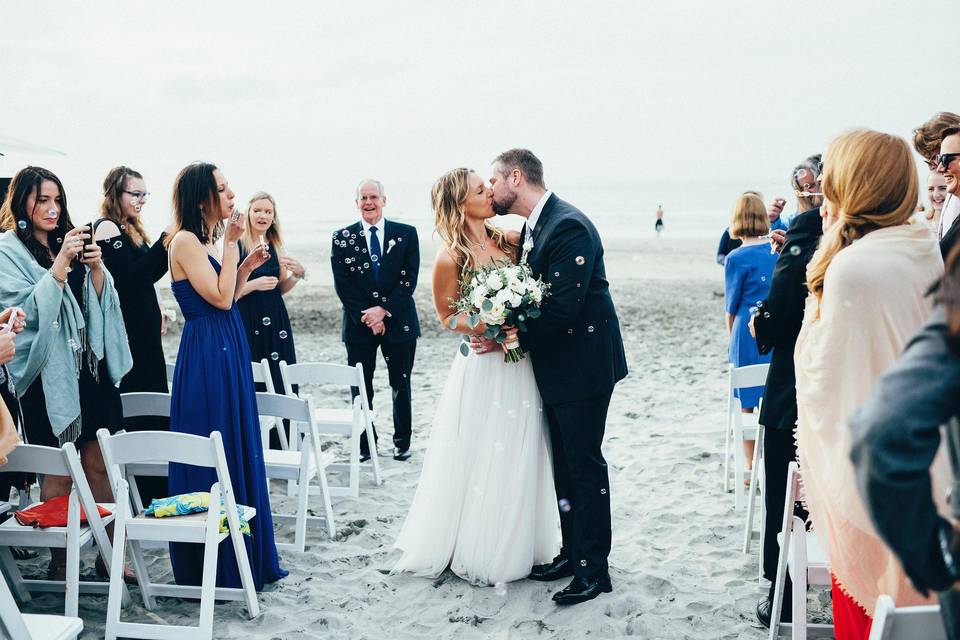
[527,307,541,319]
[467,314,480,329]
[448,316,457,329]
[495,332,507,344]
[459,342,470,357]
[481,299,493,312]
[484,326,498,339]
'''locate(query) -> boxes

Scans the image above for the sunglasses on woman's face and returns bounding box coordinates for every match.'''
[937,153,960,170]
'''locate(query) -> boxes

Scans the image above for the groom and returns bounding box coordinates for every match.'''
[477,149,627,605]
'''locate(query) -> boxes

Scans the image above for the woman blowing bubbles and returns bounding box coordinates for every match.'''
[0,166,132,578]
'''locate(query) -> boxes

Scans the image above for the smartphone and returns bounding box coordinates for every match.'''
[1,308,21,334]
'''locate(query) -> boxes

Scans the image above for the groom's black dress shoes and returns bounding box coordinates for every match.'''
[528,556,573,582]
[552,573,612,606]
[756,594,791,628]
[393,448,411,461]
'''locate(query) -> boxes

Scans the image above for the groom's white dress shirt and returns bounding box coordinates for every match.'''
[525,190,553,245]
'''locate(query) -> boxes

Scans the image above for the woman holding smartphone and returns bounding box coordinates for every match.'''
[0,166,132,579]
[165,162,286,590]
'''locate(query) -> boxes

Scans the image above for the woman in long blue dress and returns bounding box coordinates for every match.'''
[724,192,778,473]
[165,162,287,590]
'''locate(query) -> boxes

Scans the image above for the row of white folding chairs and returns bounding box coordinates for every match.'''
[166,359,382,498]
[723,363,768,511]
[120,391,335,553]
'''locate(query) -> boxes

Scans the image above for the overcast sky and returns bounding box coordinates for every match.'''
[1,0,955,232]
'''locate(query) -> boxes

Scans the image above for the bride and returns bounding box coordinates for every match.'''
[392,168,560,586]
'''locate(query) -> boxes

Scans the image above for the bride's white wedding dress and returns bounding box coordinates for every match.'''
[392,347,561,586]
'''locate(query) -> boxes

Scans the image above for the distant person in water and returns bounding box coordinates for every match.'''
[654,204,664,236]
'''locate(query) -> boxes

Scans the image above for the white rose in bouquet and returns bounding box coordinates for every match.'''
[485,273,503,292]
[508,274,526,294]
[470,286,487,309]
[495,288,513,305]
[479,300,506,325]
[527,279,543,303]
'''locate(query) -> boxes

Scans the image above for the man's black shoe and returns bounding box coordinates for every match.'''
[528,556,573,582]
[360,452,371,463]
[756,595,791,628]
[393,448,411,461]
[552,573,612,605]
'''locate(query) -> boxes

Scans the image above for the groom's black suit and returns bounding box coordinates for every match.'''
[519,193,627,579]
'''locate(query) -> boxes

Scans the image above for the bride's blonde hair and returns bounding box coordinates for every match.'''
[806,129,918,307]
[431,167,515,274]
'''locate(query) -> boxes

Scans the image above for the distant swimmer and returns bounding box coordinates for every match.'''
[655,204,664,236]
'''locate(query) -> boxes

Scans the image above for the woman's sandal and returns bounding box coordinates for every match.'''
[94,555,138,585]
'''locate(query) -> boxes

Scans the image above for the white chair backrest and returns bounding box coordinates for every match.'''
[279,361,363,393]
[869,595,946,640]
[729,363,770,391]
[121,392,172,419]
[165,361,176,382]
[255,392,311,424]
[1,443,71,477]
[251,359,276,393]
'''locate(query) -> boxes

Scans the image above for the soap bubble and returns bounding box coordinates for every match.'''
[270,352,280,361]
[113,241,123,249]
[279,330,288,339]
[56,237,63,244]
[789,245,801,256]
[558,498,572,513]
[371,255,378,262]
[17,220,27,230]
[262,317,272,326]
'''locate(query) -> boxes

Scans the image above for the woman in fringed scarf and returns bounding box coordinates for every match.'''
[0,166,132,579]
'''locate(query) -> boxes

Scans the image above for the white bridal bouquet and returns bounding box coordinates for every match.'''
[450,253,550,363]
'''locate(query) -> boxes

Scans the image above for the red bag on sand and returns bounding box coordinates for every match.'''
[13,495,112,528]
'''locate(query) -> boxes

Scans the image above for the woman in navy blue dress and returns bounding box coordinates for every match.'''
[165,162,286,590]
[724,192,778,471]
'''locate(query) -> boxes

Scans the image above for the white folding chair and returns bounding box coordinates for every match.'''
[120,392,173,517]
[723,363,769,509]
[0,571,82,640]
[0,444,127,618]
[257,393,335,551]
[279,361,382,497]
[869,594,945,640]
[98,428,260,640]
[769,462,832,640]
[251,359,289,451]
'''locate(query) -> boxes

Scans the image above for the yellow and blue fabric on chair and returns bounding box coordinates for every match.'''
[144,492,251,535]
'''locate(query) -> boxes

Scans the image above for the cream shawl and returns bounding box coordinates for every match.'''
[795,221,948,615]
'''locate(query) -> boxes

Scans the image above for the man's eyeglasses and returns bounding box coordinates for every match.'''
[937,153,960,170]
[123,190,150,201]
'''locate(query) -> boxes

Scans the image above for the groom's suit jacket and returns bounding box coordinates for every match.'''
[519,194,627,405]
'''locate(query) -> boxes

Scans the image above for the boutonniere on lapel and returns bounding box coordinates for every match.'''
[520,236,534,264]
[386,239,397,254]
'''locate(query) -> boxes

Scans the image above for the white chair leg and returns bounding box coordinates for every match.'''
[366,419,382,487]
[733,419,745,510]
[724,367,734,493]
[791,517,808,640]
[320,475,336,539]
[350,420,362,499]
[743,426,764,553]
[130,539,156,610]
[294,469,310,553]
[65,490,81,617]
[197,486,223,637]
[106,487,130,640]
[0,546,30,605]
[768,519,791,640]
[222,490,260,619]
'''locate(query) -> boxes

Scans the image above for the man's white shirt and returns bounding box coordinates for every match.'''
[940,194,960,241]
[525,191,553,245]
[360,216,386,256]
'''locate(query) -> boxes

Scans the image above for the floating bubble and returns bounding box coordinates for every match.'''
[575,256,585,265]
[494,582,507,597]
[270,352,280,361]
[363,263,370,269]
[113,241,123,249]
[120,224,125,230]
[254,330,260,336]
[51,320,60,329]
[262,317,272,326]
[17,220,27,230]
[554,272,560,277]
[403,325,410,332]
[341,229,350,237]
[763,312,771,318]
[359,230,365,237]
[761,276,767,282]
[372,291,378,297]
[400,270,406,276]
[371,255,378,262]
[600,488,607,496]
[558,498,572,513]
[748,306,758,315]
[349,239,355,245]
[279,330,288,339]
[587,326,595,333]
[405,282,410,287]
[398,237,403,242]
[354,247,360,252]
[56,237,63,244]
[350,267,355,272]
[789,245,801,256]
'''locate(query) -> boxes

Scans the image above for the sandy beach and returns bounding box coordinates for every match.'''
[15,236,827,639]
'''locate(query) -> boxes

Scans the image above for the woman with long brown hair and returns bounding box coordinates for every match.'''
[391,168,559,586]
[794,129,945,638]
[94,166,172,503]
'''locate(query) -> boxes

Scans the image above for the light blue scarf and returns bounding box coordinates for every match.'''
[0,231,132,443]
